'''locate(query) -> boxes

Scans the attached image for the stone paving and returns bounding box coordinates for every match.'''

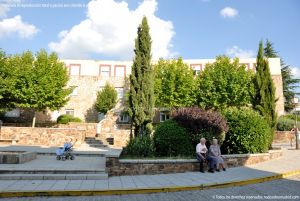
[1,174,300,201]
[0,149,299,192]
[0,144,122,157]
[0,155,106,171]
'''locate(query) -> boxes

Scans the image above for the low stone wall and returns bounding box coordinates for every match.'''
[273,131,295,143]
[0,151,37,164]
[57,123,97,138]
[0,127,86,147]
[106,150,283,176]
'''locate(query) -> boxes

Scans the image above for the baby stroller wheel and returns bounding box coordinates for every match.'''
[70,155,75,160]
[62,156,66,161]
[56,156,61,160]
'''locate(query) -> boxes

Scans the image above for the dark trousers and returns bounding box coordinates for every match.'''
[196,153,217,171]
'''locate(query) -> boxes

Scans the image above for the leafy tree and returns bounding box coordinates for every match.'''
[0,50,72,127]
[95,83,118,114]
[0,49,16,111]
[154,58,196,108]
[264,40,300,112]
[128,17,154,137]
[253,41,277,146]
[197,56,254,110]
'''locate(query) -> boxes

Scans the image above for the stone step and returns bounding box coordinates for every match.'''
[37,152,106,157]
[0,173,108,180]
[81,143,107,148]
[0,169,106,174]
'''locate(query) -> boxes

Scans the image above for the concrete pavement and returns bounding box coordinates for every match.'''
[1,174,300,201]
[0,149,300,198]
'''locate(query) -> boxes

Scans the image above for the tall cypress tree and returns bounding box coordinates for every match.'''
[253,41,277,147]
[264,40,300,112]
[128,17,154,137]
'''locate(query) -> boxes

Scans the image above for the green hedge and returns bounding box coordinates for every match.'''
[222,107,271,154]
[153,120,193,157]
[277,116,300,131]
[57,114,82,124]
[122,135,155,157]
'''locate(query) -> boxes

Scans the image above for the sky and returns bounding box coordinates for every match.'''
[0,0,300,77]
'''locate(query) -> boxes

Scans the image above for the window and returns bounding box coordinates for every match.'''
[115,65,126,77]
[100,65,110,77]
[69,64,80,76]
[160,112,170,122]
[70,86,78,96]
[65,109,74,116]
[5,108,20,118]
[190,64,202,75]
[119,114,129,123]
[116,87,124,99]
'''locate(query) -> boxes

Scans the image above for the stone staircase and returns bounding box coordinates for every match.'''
[81,137,107,148]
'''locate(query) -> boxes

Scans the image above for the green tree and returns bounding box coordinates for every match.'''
[128,17,154,137]
[0,50,72,127]
[264,40,300,112]
[0,49,16,111]
[197,56,254,110]
[154,58,196,108]
[95,83,118,114]
[253,41,277,146]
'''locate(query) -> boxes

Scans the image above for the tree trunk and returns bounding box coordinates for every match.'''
[129,121,133,139]
[32,110,36,128]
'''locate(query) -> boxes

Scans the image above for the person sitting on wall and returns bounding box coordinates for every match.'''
[209,138,226,172]
[196,138,217,173]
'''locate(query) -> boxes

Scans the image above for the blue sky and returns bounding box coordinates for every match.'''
[1,0,300,76]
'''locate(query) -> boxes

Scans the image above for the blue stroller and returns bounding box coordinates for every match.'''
[56,142,75,161]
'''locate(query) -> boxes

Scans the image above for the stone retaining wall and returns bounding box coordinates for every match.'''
[106,150,282,176]
[0,127,86,147]
[274,131,295,143]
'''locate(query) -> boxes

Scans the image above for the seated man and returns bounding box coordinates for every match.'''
[196,138,217,173]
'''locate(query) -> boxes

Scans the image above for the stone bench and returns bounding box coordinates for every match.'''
[0,139,19,145]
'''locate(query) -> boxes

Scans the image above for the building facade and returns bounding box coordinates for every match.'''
[4,58,285,123]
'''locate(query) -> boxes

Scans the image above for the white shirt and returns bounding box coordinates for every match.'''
[196,143,207,154]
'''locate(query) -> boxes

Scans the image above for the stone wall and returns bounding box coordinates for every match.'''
[106,150,283,176]
[57,123,97,137]
[0,127,86,147]
[272,75,285,116]
[273,131,295,143]
[96,111,131,148]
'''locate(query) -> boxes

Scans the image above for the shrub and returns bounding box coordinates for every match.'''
[277,116,299,131]
[57,114,82,124]
[123,135,155,157]
[153,120,193,157]
[171,107,228,146]
[222,107,271,154]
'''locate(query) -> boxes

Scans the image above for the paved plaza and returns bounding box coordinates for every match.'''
[1,174,300,201]
[0,148,299,194]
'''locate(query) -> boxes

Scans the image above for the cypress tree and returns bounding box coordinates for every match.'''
[253,41,277,147]
[128,17,154,137]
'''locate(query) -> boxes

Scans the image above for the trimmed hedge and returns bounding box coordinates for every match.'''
[277,116,300,131]
[153,120,193,157]
[222,107,271,154]
[57,114,82,124]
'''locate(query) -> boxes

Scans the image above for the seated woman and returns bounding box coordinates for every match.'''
[208,139,226,171]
